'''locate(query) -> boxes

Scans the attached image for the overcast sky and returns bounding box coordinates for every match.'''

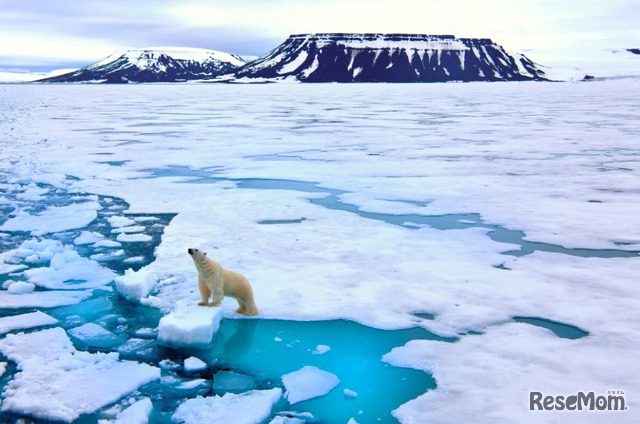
[0,0,638,71]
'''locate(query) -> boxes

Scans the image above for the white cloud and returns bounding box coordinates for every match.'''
[0,0,638,69]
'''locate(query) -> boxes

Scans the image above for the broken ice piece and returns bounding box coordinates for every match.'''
[282,366,339,404]
[184,356,207,373]
[157,300,223,348]
[213,370,257,394]
[68,322,125,350]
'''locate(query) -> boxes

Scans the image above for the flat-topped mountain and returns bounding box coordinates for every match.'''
[234,33,548,82]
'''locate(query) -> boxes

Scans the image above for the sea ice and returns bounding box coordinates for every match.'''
[6,281,35,294]
[0,328,160,423]
[113,398,153,424]
[0,289,92,309]
[282,366,340,404]
[115,268,158,301]
[74,231,105,245]
[0,311,57,335]
[157,300,223,347]
[68,322,126,350]
[213,370,257,394]
[11,239,117,290]
[312,344,330,355]
[116,233,153,243]
[108,216,137,228]
[0,201,100,236]
[183,356,207,373]
[172,388,282,424]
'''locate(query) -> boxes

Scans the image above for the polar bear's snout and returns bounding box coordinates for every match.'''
[187,248,194,255]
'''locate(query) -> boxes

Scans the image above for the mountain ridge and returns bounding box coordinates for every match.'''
[38,47,245,83]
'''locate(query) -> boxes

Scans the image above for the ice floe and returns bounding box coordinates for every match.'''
[115,268,158,301]
[282,365,340,404]
[157,300,223,347]
[0,311,57,335]
[172,388,282,424]
[0,328,159,422]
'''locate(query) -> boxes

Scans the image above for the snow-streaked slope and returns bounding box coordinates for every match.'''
[235,33,547,82]
[38,47,245,83]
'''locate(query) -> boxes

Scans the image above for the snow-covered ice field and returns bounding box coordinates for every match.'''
[0,81,639,423]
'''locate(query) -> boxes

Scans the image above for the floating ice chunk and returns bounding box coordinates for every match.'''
[0,361,6,376]
[282,366,340,404]
[0,201,100,236]
[115,268,158,301]
[74,231,105,245]
[16,183,49,200]
[48,297,113,325]
[24,246,117,290]
[6,281,36,294]
[91,250,126,262]
[114,398,153,424]
[0,263,28,274]
[268,417,305,424]
[117,233,153,243]
[112,225,146,234]
[184,356,207,373]
[0,289,92,309]
[172,388,282,424]
[0,311,57,335]
[117,338,155,357]
[108,216,136,228]
[312,344,330,355]
[344,388,359,398]
[94,239,123,248]
[68,322,126,350]
[213,370,257,394]
[157,300,223,348]
[0,328,160,423]
[123,256,146,264]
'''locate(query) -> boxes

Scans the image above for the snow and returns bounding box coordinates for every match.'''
[157,300,223,347]
[115,268,158,301]
[0,328,160,422]
[282,366,340,404]
[1,82,640,422]
[172,388,282,424]
[0,311,57,335]
[278,50,309,74]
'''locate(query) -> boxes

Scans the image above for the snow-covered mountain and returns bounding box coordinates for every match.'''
[234,33,548,82]
[38,48,245,83]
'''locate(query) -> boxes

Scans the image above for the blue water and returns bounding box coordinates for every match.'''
[0,176,592,423]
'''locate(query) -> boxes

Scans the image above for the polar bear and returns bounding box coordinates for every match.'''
[187,248,259,316]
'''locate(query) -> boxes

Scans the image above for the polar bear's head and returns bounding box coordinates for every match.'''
[187,248,207,262]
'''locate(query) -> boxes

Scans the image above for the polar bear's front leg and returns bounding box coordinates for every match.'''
[197,276,210,306]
